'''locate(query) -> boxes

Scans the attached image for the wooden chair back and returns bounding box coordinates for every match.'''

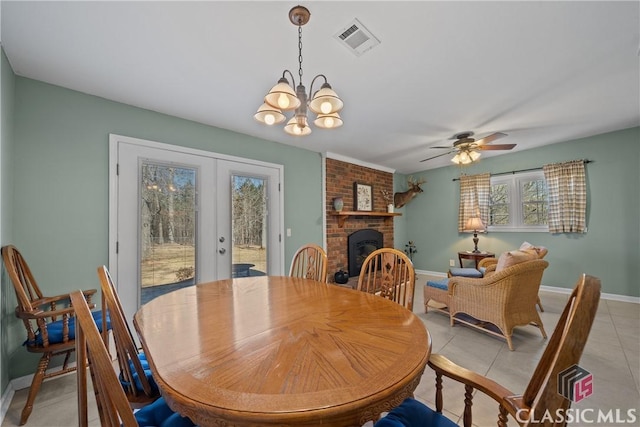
[2,244,46,312]
[97,266,158,404]
[1,244,100,424]
[357,248,415,310]
[71,290,139,427]
[428,274,601,427]
[517,274,601,424]
[289,243,328,282]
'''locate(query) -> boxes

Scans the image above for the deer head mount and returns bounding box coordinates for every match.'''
[394,176,426,208]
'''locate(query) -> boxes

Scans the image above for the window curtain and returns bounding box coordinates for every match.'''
[543,160,587,233]
[458,173,490,232]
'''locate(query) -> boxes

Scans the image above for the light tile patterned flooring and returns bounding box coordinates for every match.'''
[2,274,639,427]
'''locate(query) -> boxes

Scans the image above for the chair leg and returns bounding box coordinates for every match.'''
[20,353,51,425]
[537,296,544,312]
[505,335,514,351]
[537,322,548,339]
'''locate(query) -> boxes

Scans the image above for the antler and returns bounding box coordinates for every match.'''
[408,176,426,185]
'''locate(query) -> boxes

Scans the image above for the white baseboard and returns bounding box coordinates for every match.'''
[1,383,15,427]
[539,285,640,304]
[415,269,447,278]
[416,269,640,304]
[0,362,80,426]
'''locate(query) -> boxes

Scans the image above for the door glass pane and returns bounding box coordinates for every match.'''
[231,175,267,277]
[140,162,197,303]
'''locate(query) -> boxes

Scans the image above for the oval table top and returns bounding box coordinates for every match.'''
[134,276,431,426]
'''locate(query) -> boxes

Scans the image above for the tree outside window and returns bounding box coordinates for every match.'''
[488,171,548,232]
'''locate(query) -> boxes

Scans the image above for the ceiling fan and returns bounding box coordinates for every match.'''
[419,131,516,164]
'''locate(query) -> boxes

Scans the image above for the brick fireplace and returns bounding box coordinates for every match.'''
[326,158,394,283]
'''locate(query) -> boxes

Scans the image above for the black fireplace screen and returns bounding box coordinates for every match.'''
[348,229,383,277]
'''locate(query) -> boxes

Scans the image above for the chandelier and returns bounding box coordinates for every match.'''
[254,5,344,136]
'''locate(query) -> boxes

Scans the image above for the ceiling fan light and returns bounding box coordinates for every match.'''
[254,103,286,125]
[451,153,462,164]
[309,84,344,114]
[264,78,301,111]
[458,151,470,163]
[284,117,312,136]
[469,150,481,161]
[314,112,343,129]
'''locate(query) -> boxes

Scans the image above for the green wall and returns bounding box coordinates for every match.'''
[1,54,638,393]
[1,48,16,396]
[404,126,640,298]
[5,77,323,379]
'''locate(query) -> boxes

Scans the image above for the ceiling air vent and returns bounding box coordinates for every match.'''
[334,19,380,57]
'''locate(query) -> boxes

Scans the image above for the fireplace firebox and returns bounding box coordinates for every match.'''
[348,229,383,277]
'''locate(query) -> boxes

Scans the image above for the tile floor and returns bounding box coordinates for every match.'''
[2,274,639,427]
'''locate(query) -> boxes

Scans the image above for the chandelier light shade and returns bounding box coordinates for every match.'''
[314,112,343,129]
[284,116,312,136]
[255,5,344,136]
[451,149,481,165]
[464,216,486,253]
[254,103,286,126]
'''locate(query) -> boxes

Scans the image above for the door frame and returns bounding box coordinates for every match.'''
[108,133,285,289]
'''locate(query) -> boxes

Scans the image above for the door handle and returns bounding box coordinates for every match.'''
[219,248,226,254]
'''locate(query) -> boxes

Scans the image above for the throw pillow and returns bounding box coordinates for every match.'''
[519,241,548,258]
[496,250,538,271]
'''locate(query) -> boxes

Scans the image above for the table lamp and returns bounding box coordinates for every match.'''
[465,217,486,253]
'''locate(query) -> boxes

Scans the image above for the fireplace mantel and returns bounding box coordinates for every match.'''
[330,211,402,228]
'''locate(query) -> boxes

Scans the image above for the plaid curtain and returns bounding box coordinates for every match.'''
[543,160,587,233]
[458,173,490,232]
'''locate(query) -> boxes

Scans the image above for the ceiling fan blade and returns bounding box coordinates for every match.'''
[430,146,454,149]
[478,144,516,151]
[420,150,455,162]
[475,132,507,146]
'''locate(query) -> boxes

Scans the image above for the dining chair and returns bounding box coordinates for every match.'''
[289,243,328,282]
[357,248,415,311]
[377,274,601,427]
[0,244,110,425]
[96,265,160,406]
[71,290,196,427]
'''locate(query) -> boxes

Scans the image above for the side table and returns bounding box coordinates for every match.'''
[458,251,495,269]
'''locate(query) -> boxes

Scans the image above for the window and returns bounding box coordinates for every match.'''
[488,171,548,232]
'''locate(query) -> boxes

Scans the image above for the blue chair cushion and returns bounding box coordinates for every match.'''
[30,310,111,346]
[426,278,449,290]
[374,398,457,427]
[135,396,196,427]
[449,267,483,278]
[120,352,159,395]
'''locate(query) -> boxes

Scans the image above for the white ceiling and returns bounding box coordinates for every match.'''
[2,1,639,173]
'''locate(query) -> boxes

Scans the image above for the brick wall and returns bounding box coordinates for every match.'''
[326,158,394,282]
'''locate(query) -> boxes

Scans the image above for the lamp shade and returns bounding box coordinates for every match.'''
[314,112,343,129]
[254,103,286,125]
[264,79,301,111]
[284,117,312,136]
[309,84,344,115]
[465,217,486,232]
[469,150,481,161]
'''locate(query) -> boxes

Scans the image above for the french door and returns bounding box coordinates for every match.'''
[110,135,283,320]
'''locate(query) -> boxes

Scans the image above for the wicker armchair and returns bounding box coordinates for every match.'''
[425,259,548,350]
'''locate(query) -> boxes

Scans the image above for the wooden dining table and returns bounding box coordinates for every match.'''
[133,276,431,427]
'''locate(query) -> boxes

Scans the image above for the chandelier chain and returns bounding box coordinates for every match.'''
[298,26,304,85]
